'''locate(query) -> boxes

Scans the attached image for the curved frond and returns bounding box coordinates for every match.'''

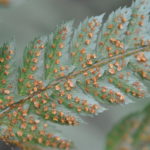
[0,0,150,149]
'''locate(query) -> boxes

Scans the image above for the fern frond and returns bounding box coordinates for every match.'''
[18,36,47,95]
[45,21,74,80]
[0,0,150,149]
[0,41,17,108]
[106,104,150,150]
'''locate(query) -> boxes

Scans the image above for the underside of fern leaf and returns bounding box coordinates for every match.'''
[0,0,150,149]
[106,104,150,150]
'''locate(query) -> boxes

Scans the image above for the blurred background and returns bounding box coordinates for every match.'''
[0,0,149,150]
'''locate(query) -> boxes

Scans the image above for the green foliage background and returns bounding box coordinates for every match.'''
[0,0,149,150]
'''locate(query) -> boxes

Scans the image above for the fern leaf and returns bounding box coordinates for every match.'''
[45,21,74,80]
[70,15,104,66]
[18,36,47,95]
[0,0,150,149]
[106,104,150,150]
[125,0,150,48]
[0,41,17,109]
[97,7,131,58]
